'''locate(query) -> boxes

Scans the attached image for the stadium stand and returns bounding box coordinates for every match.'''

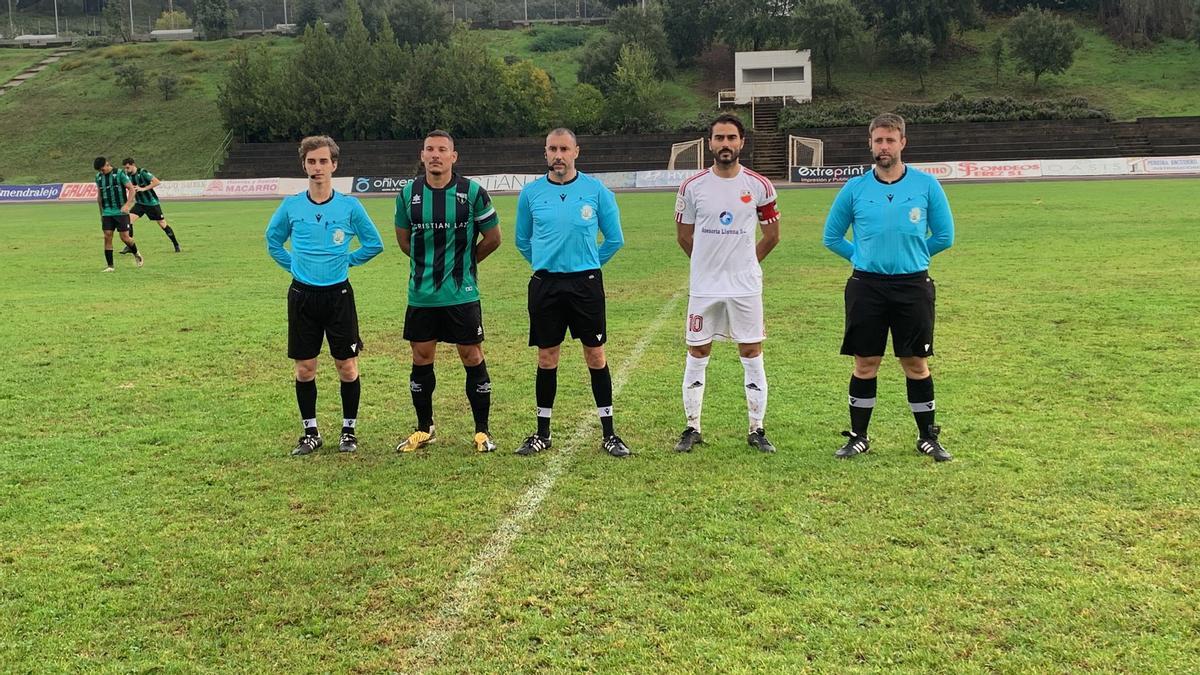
[215,117,1200,181]
[217,134,755,180]
[783,117,1200,169]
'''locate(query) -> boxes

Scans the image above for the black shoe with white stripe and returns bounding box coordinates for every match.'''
[917,425,952,462]
[515,434,551,456]
[835,431,870,458]
[338,433,358,453]
[291,434,323,456]
[602,434,631,458]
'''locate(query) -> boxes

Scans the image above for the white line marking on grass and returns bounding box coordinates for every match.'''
[408,289,685,670]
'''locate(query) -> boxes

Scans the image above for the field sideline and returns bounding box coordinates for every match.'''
[1,180,1198,672]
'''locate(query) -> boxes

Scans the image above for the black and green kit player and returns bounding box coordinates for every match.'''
[122,158,180,252]
[393,141,502,454]
[93,156,141,271]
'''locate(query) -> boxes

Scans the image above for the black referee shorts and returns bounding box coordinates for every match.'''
[403,301,485,345]
[287,279,363,361]
[841,270,936,358]
[528,269,607,348]
[130,203,164,221]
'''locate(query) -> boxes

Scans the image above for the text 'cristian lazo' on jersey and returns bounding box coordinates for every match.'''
[394,175,499,307]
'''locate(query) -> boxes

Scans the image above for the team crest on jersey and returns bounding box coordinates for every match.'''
[332,229,345,245]
[675,195,685,213]
[580,204,595,220]
[456,192,467,205]
[909,207,922,223]
[740,190,753,204]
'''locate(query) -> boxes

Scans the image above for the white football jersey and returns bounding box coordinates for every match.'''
[675,167,780,297]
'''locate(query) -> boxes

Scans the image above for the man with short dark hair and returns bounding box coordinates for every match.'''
[393,130,502,454]
[266,136,384,456]
[121,158,181,253]
[514,128,630,458]
[674,113,782,454]
[822,113,955,462]
[93,156,142,272]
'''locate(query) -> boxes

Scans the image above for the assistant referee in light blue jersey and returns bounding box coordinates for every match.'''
[266,135,384,457]
[513,127,630,458]
[823,113,955,462]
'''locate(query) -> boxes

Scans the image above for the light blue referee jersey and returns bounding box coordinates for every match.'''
[515,172,624,273]
[823,166,955,275]
[266,190,384,286]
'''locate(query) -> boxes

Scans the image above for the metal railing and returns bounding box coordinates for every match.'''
[206,129,235,178]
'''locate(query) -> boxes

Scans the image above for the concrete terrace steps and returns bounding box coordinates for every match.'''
[751,99,787,180]
[0,47,79,96]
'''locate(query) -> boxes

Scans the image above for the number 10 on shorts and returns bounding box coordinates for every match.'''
[688,314,704,333]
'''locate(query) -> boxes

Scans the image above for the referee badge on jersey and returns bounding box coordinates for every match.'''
[332,228,346,245]
[580,204,595,220]
[909,207,922,223]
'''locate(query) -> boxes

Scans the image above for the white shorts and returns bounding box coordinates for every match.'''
[685,295,765,345]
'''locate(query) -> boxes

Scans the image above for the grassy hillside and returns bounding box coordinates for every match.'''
[2,15,1197,183]
[823,18,1200,120]
[0,38,297,184]
[472,27,713,128]
[0,48,47,84]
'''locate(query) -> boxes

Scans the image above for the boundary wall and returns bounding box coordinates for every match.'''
[2,157,1197,204]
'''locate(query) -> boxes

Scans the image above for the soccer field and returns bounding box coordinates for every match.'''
[2,179,1198,672]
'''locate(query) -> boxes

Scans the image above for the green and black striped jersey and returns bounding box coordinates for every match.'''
[394,175,499,307]
[127,168,160,206]
[95,169,132,216]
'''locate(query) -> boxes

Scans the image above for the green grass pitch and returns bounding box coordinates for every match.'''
[1,179,1198,671]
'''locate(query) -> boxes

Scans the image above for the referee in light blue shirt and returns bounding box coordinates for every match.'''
[265,135,384,457]
[513,127,630,458]
[823,113,955,462]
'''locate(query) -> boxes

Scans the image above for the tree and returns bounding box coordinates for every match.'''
[988,35,1005,82]
[114,63,146,94]
[577,4,672,89]
[293,0,323,30]
[1098,0,1192,46]
[795,0,864,92]
[155,10,192,30]
[560,83,605,134]
[897,31,934,92]
[387,0,453,46]
[286,22,344,136]
[719,0,798,51]
[194,0,237,39]
[339,0,382,139]
[476,0,498,28]
[603,43,667,133]
[1192,0,1200,47]
[501,60,557,136]
[101,0,130,42]
[1006,5,1082,87]
[855,0,980,51]
[664,0,719,65]
[157,73,181,100]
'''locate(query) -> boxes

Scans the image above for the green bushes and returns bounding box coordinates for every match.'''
[528,26,590,52]
[777,94,1111,130]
